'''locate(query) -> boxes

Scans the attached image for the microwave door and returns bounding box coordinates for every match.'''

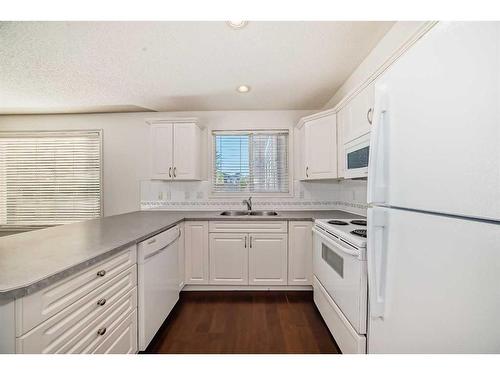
[344,134,370,179]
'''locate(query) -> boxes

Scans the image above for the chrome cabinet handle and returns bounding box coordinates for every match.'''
[96,270,106,277]
[147,238,156,245]
[97,298,106,306]
[249,236,252,248]
[306,166,309,178]
[169,167,172,178]
[367,108,373,125]
[244,236,247,248]
[97,327,107,336]
[173,167,177,178]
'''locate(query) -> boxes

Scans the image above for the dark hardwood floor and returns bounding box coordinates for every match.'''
[144,291,341,354]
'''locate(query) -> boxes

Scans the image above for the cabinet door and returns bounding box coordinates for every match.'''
[343,83,374,144]
[336,108,346,178]
[304,114,337,179]
[184,221,209,284]
[249,233,288,285]
[151,123,173,180]
[294,125,306,181]
[172,123,201,180]
[178,222,185,290]
[209,233,248,285]
[288,222,313,285]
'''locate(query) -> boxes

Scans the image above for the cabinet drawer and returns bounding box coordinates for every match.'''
[17,285,137,354]
[209,221,287,233]
[93,309,137,354]
[16,245,137,335]
[313,276,366,354]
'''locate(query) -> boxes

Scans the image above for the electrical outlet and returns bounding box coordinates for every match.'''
[299,190,305,199]
[196,191,204,199]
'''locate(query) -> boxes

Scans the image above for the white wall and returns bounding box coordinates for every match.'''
[0,110,369,216]
[0,110,318,216]
[2,20,427,219]
[322,21,429,110]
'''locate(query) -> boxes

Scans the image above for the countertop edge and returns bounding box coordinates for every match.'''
[0,210,364,298]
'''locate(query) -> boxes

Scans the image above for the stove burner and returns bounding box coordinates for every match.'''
[350,220,367,226]
[328,220,348,226]
[351,229,367,238]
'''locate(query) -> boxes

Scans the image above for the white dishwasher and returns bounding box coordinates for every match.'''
[137,225,180,351]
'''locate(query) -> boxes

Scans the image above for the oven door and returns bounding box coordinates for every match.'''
[344,133,370,179]
[312,227,367,334]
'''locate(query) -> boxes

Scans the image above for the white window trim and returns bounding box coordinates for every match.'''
[208,128,294,198]
[0,129,104,229]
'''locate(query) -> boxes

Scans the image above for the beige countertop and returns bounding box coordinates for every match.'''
[0,209,363,298]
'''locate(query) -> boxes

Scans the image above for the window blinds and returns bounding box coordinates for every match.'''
[213,130,289,194]
[0,130,102,228]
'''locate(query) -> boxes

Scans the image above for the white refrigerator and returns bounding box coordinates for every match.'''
[367,22,500,353]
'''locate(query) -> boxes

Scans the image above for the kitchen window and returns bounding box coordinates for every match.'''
[0,130,102,229]
[212,130,289,195]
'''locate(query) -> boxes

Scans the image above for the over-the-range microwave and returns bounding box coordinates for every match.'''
[344,133,369,179]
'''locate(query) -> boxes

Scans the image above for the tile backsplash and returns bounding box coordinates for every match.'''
[140,179,368,216]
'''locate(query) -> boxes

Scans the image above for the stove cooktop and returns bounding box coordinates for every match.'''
[350,229,367,238]
[314,217,368,248]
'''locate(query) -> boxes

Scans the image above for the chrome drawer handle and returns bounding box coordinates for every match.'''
[97,327,107,336]
[147,238,157,245]
[96,270,106,277]
[97,298,106,306]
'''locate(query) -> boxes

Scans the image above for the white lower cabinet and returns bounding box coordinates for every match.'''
[288,221,313,285]
[13,247,138,354]
[178,222,186,290]
[249,233,288,286]
[190,220,314,287]
[184,221,209,284]
[94,309,138,354]
[209,233,248,285]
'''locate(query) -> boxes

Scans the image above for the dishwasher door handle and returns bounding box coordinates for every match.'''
[143,229,181,261]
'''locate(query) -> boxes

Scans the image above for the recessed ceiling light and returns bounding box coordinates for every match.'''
[237,85,251,93]
[227,20,248,29]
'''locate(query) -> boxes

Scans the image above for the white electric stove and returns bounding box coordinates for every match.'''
[312,217,368,354]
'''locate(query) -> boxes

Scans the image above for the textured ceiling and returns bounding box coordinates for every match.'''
[0,21,394,114]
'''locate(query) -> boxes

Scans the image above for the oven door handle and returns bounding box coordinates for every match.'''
[312,227,361,258]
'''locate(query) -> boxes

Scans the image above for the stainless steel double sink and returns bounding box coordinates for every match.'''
[219,210,278,216]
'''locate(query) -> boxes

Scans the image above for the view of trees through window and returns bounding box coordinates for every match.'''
[213,131,288,194]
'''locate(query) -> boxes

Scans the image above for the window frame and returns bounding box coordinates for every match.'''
[0,129,104,231]
[209,128,294,198]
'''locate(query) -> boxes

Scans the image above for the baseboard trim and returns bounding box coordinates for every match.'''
[182,284,313,291]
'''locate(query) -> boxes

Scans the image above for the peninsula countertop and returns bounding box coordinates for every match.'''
[0,209,364,298]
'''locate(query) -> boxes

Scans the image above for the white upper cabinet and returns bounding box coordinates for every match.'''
[342,83,374,145]
[299,112,338,180]
[151,123,174,180]
[149,119,203,181]
[336,108,346,179]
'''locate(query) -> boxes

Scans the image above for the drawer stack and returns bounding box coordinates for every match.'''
[15,246,138,354]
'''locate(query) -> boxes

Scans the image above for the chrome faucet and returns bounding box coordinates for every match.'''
[242,197,252,212]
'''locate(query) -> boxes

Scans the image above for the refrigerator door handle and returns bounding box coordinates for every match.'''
[367,208,388,318]
[367,85,389,205]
